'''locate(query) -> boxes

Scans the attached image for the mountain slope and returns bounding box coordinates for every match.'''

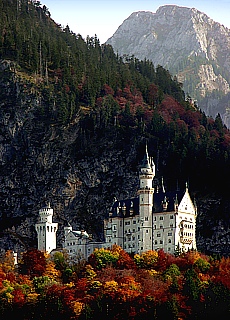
[106,5,230,123]
[0,1,230,256]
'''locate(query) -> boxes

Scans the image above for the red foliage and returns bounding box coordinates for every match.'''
[221,133,230,148]
[13,288,26,306]
[159,96,185,123]
[155,249,172,271]
[212,257,230,289]
[19,249,47,277]
[143,109,154,124]
[75,278,88,298]
[182,110,201,128]
[148,83,159,107]
[6,271,16,282]
[102,84,114,96]
[116,249,137,270]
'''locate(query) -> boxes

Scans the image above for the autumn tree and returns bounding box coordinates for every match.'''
[18,249,47,278]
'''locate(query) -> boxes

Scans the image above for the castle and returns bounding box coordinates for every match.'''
[35,146,197,257]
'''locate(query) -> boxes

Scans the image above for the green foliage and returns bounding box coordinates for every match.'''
[194,258,210,273]
[89,248,119,269]
[33,275,54,294]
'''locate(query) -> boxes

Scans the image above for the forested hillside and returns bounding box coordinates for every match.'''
[0,0,230,255]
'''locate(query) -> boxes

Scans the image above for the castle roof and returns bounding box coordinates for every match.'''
[109,190,186,218]
[153,190,184,212]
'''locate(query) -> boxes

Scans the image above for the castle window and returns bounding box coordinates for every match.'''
[154,217,156,221]
[133,220,136,224]
[155,240,157,245]
[170,215,174,219]
[168,239,172,243]
[170,224,173,228]
[145,216,149,221]
[157,233,160,237]
[160,216,163,220]
[146,230,149,233]
[160,225,163,229]
[160,240,163,244]
[54,227,56,232]
[168,232,172,236]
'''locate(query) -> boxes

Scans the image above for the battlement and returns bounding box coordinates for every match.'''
[39,206,53,216]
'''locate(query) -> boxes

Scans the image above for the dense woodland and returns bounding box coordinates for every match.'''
[0,0,230,196]
[0,1,230,318]
[0,247,230,319]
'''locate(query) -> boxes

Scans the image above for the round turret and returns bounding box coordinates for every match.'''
[39,203,54,223]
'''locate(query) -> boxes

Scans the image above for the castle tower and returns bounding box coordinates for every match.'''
[138,145,155,253]
[35,203,58,253]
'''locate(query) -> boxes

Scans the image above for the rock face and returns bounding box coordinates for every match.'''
[0,60,230,257]
[106,5,230,123]
[0,60,140,253]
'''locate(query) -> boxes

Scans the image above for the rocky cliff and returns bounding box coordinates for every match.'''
[0,60,140,253]
[0,60,230,256]
[106,5,230,124]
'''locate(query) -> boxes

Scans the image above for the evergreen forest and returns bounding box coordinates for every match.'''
[0,0,229,195]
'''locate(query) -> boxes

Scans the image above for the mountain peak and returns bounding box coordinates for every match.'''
[106,5,230,122]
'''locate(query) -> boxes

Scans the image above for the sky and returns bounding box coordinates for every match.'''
[43,0,230,43]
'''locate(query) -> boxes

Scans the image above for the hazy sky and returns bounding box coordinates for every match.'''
[43,0,230,43]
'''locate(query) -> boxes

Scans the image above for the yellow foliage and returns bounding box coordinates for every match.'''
[72,301,85,316]
[26,292,39,303]
[85,265,97,280]
[65,281,75,288]
[103,280,119,294]
[1,250,15,273]
[147,269,158,277]
[186,251,200,264]
[44,260,61,281]
[134,250,158,269]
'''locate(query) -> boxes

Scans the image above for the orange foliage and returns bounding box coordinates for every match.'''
[213,257,230,289]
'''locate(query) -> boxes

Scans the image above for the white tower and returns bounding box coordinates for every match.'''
[138,145,155,253]
[35,203,58,253]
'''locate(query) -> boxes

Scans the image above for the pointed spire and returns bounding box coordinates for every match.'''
[174,194,179,212]
[141,143,151,169]
[162,177,165,193]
